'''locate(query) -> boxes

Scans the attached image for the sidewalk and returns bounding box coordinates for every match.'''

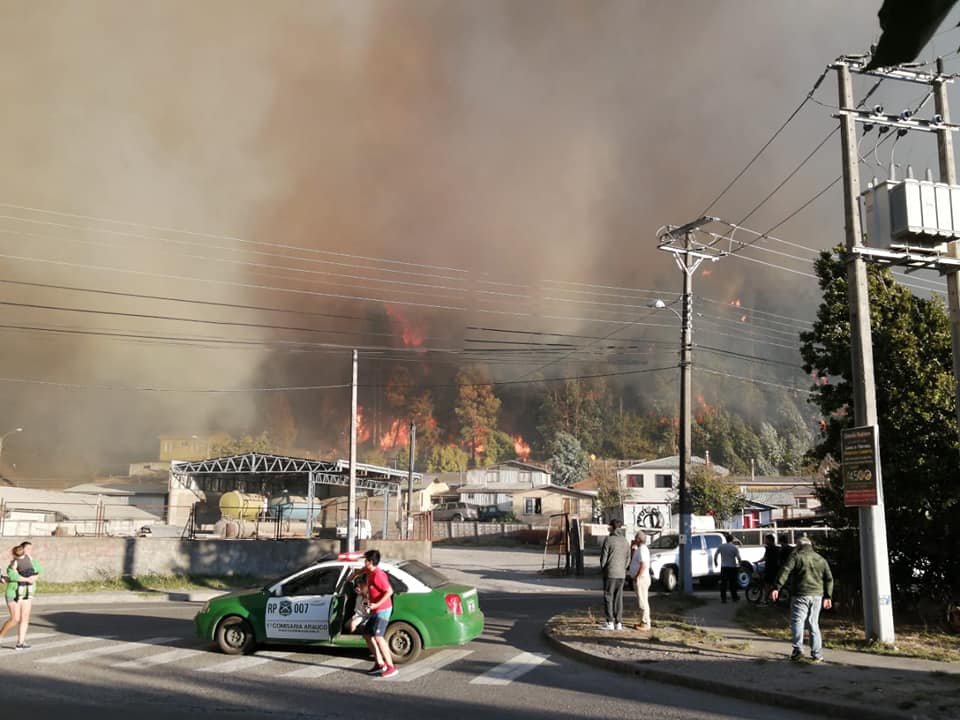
[543,596,960,720]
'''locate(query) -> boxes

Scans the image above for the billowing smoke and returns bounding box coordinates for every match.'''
[0,2,890,480]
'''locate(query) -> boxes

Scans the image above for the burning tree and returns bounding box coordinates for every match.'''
[454,367,501,466]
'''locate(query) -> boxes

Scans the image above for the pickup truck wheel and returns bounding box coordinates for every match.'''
[452,513,463,521]
[737,563,753,590]
[659,567,678,593]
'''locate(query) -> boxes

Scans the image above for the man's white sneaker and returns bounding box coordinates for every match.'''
[599,622,615,630]
[615,623,624,630]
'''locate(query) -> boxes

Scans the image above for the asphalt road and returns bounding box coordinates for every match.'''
[0,547,822,719]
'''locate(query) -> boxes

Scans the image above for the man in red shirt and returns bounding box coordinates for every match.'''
[357,549,396,678]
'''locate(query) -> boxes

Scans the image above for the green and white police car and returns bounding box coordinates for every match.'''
[194,553,484,664]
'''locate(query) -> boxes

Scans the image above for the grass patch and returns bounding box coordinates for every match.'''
[546,592,753,652]
[42,574,267,595]
[735,602,960,662]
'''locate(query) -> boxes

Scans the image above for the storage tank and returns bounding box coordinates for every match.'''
[219,491,266,521]
[268,495,315,522]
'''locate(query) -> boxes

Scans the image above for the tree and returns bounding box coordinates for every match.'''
[684,465,745,524]
[536,379,607,454]
[592,459,622,520]
[454,367,501,465]
[482,430,517,466]
[212,432,276,456]
[426,444,469,473]
[799,249,960,600]
[604,411,660,459]
[263,393,297,451]
[548,432,590,486]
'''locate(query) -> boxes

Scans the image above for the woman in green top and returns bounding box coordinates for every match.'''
[1,541,41,650]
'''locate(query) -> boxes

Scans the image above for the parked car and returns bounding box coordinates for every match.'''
[195,552,484,664]
[432,502,478,522]
[477,504,511,522]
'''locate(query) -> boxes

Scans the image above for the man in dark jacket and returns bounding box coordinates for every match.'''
[771,535,834,662]
[599,519,629,630]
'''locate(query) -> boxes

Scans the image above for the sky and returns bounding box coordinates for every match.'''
[1,1,957,479]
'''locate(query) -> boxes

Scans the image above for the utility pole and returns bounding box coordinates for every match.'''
[657,217,722,594]
[836,61,895,643]
[405,421,416,539]
[935,57,960,446]
[678,235,694,595]
[347,349,358,552]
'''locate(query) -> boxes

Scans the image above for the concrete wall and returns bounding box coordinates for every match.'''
[0,537,431,583]
[431,521,531,542]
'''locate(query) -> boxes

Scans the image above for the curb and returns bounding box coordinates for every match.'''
[37,590,221,606]
[542,628,918,720]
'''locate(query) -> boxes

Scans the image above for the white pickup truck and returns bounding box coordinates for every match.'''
[335,518,372,540]
[647,532,765,592]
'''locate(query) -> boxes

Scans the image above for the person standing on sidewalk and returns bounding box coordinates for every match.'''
[628,530,651,630]
[714,533,742,603]
[599,519,629,630]
[771,535,833,662]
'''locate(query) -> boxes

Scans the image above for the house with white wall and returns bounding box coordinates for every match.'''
[614,455,729,534]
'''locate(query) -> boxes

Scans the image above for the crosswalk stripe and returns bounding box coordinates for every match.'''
[112,647,206,669]
[282,655,367,678]
[199,651,293,673]
[38,637,179,665]
[0,632,56,648]
[13,635,115,653]
[391,649,473,682]
[470,652,548,686]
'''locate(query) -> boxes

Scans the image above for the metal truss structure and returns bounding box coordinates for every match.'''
[171,452,421,493]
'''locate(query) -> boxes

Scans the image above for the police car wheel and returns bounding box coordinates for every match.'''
[216,616,256,655]
[385,621,422,664]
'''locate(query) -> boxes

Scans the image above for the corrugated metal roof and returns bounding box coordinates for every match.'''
[0,487,160,521]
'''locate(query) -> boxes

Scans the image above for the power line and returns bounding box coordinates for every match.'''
[0,203,468,275]
[699,68,829,215]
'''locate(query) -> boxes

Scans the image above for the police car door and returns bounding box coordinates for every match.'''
[265,566,345,642]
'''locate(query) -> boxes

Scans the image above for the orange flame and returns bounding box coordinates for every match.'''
[380,418,410,451]
[730,298,742,307]
[384,304,424,347]
[355,405,372,444]
[513,435,531,461]
[740,314,747,322]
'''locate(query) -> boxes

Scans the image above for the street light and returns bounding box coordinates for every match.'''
[651,296,694,594]
[0,427,23,485]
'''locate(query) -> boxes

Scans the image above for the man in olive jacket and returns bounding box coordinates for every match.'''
[771,535,834,662]
[599,519,629,630]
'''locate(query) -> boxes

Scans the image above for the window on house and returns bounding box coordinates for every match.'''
[796,497,809,509]
[519,471,532,484]
[524,497,542,515]
[485,471,498,484]
[655,474,673,489]
[626,474,643,488]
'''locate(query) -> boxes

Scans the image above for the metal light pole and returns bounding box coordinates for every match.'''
[0,427,23,486]
[651,298,693,593]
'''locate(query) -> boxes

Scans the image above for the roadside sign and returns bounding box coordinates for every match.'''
[841,425,879,506]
